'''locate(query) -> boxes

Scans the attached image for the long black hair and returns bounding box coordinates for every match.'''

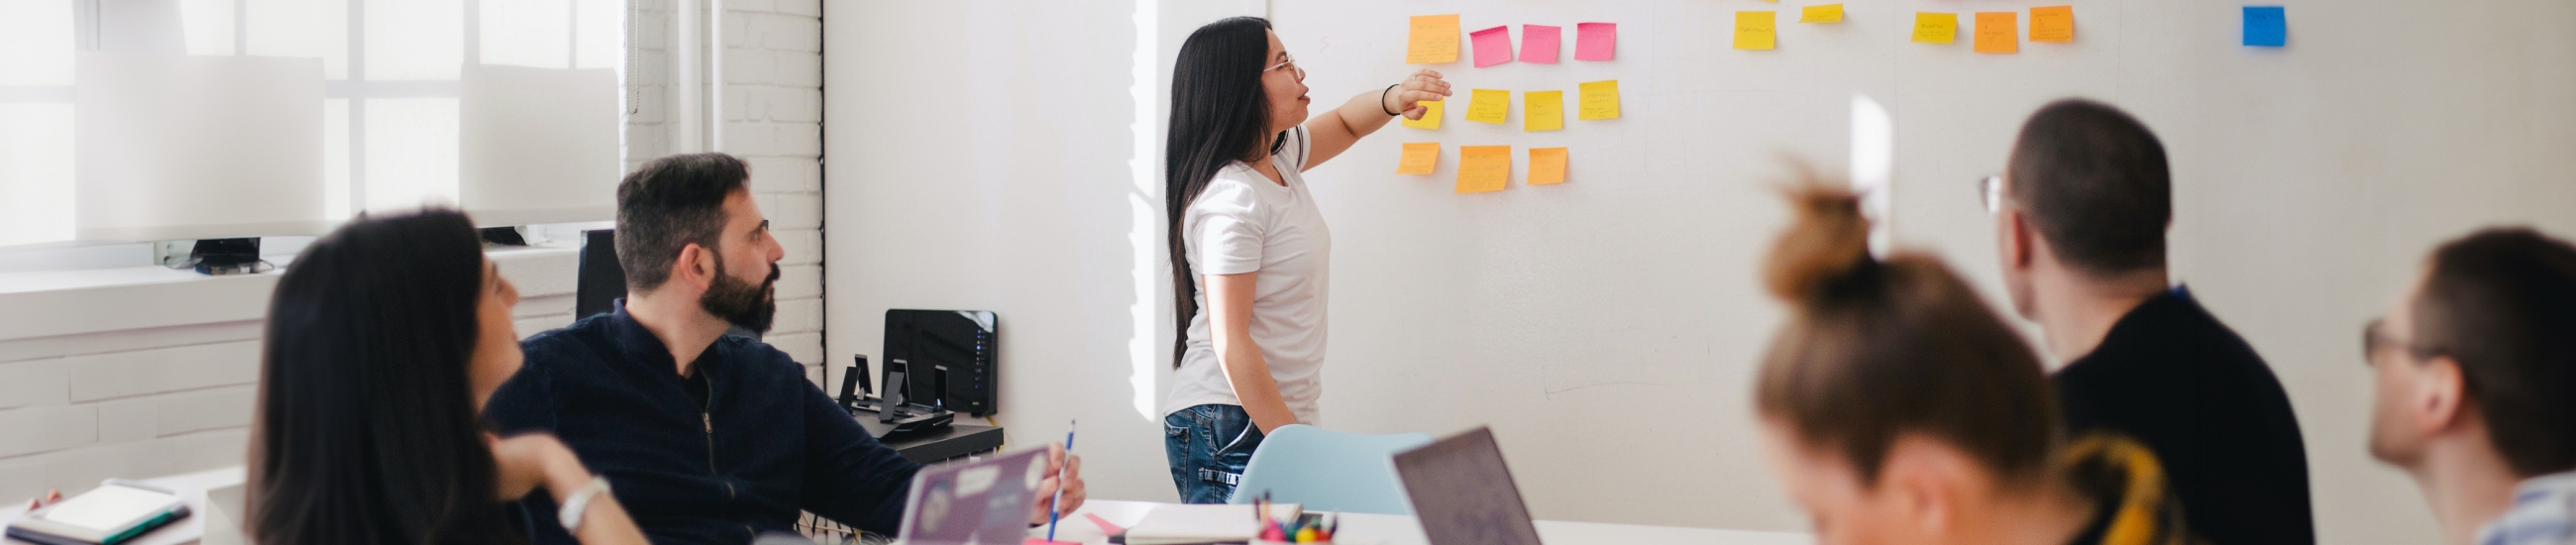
[1166,16,1283,368]
[248,208,521,545]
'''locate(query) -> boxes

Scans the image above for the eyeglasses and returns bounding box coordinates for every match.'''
[2362,317,2439,367]
[1979,174,2004,213]
[1265,54,1306,81]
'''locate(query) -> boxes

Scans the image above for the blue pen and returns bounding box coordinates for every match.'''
[1045,420,1077,541]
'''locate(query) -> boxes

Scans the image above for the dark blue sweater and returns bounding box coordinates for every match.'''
[483,309,920,545]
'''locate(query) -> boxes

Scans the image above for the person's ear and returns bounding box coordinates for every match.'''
[674,243,716,291]
[2002,209,2036,272]
[1879,438,1961,538]
[2417,356,2471,434]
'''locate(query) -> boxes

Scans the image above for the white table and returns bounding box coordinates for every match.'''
[0,467,247,545]
[1028,499,1810,545]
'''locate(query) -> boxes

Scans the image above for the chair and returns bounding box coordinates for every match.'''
[1226,424,1435,515]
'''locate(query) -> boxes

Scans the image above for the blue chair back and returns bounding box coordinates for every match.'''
[1226,424,1435,515]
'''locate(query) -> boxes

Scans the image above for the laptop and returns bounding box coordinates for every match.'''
[1392,426,1545,545]
[893,448,1045,545]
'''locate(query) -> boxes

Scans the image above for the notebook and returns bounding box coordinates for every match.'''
[1392,426,1545,545]
[1118,502,1300,545]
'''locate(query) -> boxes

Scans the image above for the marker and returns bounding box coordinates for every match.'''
[1045,420,1077,541]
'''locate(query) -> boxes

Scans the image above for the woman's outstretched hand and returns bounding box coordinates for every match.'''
[1386,68,1453,120]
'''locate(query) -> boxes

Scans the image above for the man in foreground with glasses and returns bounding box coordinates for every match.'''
[2365,228,2576,545]
[1985,98,2314,544]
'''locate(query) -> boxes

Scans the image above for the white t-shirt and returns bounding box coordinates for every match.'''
[1162,127,1333,426]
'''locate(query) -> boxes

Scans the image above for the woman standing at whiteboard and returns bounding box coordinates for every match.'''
[1161,16,1449,503]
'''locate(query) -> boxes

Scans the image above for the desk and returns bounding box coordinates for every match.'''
[1032,499,1811,545]
[877,423,1007,464]
[0,467,247,545]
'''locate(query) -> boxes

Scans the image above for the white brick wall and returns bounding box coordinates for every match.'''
[720,0,829,384]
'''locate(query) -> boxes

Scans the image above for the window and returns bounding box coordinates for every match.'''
[0,0,625,269]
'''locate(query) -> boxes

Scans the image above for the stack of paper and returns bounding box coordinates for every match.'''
[1120,503,1299,545]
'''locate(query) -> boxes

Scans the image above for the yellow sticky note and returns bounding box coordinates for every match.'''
[1912,13,1958,44]
[1456,146,1511,193]
[2030,6,2074,43]
[1577,80,1620,121]
[1800,4,1844,23]
[1396,142,1440,174]
[1403,100,1443,129]
[1529,148,1567,185]
[1734,12,1777,51]
[1523,90,1563,132]
[1408,15,1460,64]
[1975,12,2017,54]
[1465,89,1510,124]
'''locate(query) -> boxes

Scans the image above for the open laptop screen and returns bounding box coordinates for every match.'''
[1392,426,1545,545]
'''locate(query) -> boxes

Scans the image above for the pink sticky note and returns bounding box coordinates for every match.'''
[1521,25,1561,63]
[1575,22,1617,60]
[1470,26,1513,67]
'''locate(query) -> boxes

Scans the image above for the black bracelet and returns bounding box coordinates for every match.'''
[1380,83,1402,116]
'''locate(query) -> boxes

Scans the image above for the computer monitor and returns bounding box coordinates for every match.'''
[575,229,623,319]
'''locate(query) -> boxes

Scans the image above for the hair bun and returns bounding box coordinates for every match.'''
[1765,182,1874,303]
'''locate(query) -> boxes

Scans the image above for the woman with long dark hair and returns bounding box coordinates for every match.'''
[247,209,648,545]
[1161,16,1449,503]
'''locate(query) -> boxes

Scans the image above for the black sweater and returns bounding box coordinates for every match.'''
[2053,287,2313,545]
[484,309,921,545]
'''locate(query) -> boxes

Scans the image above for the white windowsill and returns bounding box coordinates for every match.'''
[0,244,584,344]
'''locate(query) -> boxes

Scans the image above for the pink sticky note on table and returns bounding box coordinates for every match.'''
[1521,25,1561,63]
[1470,26,1513,67]
[1575,22,1617,60]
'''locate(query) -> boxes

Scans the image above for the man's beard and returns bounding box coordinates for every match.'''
[700,259,780,334]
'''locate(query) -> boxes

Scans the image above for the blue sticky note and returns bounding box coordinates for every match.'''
[2243,6,2286,47]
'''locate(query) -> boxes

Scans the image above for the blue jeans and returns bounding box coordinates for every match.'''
[1164,403,1266,504]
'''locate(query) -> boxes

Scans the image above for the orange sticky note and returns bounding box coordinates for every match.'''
[1577,80,1620,121]
[1799,4,1844,23]
[1403,99,1443,129]
[1456,146,1510,193]
[1974,12,2017,54]
[1523,90,1562,131]
[1408,15,1460,63]
[1529,148,1567,185]
[1396,142,1440,174]
[1734,12,1777,51]
[1464,89,1510,124]
[1911,13,1958,44]
[2030,6,2074,43]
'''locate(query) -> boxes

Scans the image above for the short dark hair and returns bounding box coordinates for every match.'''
[616,153,749,291]
[2007,98,2172,273]
[2414,227,2576,478]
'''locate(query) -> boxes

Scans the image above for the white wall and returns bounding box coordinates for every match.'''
[823,1,2576,542]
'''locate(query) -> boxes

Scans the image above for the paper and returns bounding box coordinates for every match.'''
[1465,89,1510,124]
[1126,503,1299,545]
[1522,25,1561,63]
[1975,12,2017,54]
[1402,99,1444,129]
[1912,13,1958,44]
[1575,23,1617,60]
[1577,80,1620,121]
[1408,15,1460,63]
[1800,4,1845,23]
[1470,26,1513,67]
[1523,90,1563,132]
[2029,6,2074,43]
[1529,148,1567,185]
[2243,6,2286,47]
[1456,146,1511,193]
[1397,143,1441,174]
[1735,11,1777,51]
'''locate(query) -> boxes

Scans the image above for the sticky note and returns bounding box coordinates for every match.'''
[1577,80,1620,121]
[2029,6,2074,43]
[1465,89,1510,124]
[1402,99,1443,129]
[1735,11,1777,51]
[2243,6,2286,47]
[1456,146,1511,193]
[1912,13,1958,44]
[1470,26,1513,67]
[1522,25,1561,63]
[1575,23,1617,60]
[1974,12,2017,54]
[1397,143,1440,174]
[1800,4,1844,23]
[1529,148,1567,185]
[1523,90,1563,132]
[1408,15,1460,63]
